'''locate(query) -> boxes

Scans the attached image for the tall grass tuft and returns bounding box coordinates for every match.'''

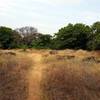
[0,53,32,100]
[41,60,100,100]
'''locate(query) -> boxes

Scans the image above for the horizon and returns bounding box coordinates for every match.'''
[0,0,100,34]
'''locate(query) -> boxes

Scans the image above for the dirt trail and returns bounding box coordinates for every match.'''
[27,53,45,100]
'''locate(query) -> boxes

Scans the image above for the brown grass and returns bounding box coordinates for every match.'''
[0,52,32,100]
[0,49,100,100]
[41,52,100,100]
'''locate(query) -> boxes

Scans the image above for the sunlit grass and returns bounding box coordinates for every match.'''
[0,51,32,100]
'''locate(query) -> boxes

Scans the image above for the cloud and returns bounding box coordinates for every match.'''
[65,11,100,25]
[80,12,100,24]
[0,0,99,34]
[0,0,16,12]
[0,0,15,7]
[34,0,82,6]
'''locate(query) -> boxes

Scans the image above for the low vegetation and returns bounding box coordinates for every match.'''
[41,50,100,100]
[0,51,32,100]
[0,49,100,100]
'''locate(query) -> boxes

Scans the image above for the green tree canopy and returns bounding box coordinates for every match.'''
[32,34,52,49]
[53,23,91,50]
[87,21,100,50]
[0,27,22,49]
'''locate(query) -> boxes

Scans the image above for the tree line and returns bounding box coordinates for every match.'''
[0,21,100,50]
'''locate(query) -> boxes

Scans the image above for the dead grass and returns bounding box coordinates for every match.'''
[0,52,32,100]
[0,49,100,100]
[41,51,100,100]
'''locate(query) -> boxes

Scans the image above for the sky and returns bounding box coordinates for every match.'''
[0,0,100,34]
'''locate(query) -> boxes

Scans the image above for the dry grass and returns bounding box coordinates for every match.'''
[0,49,100,100]
[41,51,100,100]
[0,51,32,100]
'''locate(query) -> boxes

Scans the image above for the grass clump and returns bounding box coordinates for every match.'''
[41,58,100,100]
[0,52,32,100]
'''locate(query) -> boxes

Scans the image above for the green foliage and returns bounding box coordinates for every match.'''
[21,44,28,51]
[0,27,13,49]
[31,34,52,49]
[87,22,100,50]
[87,33,100,50]
[92,21,100,33]
[0,21,100,50]
[11,31,22,48]
[73,24,91,49]
[53,23,91,50]
[51,24,75,49]
[0,27,22,49]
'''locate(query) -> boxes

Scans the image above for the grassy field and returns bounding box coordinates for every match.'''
[0,50,32,100]
[0,49,100,100]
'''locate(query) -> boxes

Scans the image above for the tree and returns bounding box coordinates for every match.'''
[0,21,100,50]
[87,34,100,50]
[92,21,100,34]
[11,31,22,48]
[32,34,52,49]
[22,33,41,47]
[87,22,100,50]
[15,26,40,47]
[52,24,75,49]
[0,26,22,49]
[52,23,91,50]
[73,24,91,49]
[15,26,38,37]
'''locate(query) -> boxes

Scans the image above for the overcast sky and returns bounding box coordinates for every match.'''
[0,0,100,34]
